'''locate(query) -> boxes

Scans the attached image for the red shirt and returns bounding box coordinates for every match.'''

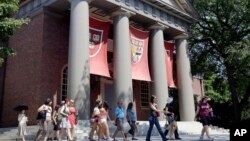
[198,102,210,117]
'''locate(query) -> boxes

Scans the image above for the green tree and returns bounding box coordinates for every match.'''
[0,0,29,66]
[189,0,250,123]
[204,73,231,104]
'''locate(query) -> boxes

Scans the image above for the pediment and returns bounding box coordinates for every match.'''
[164,0,196,16]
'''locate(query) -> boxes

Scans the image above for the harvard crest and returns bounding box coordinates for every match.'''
[89,27,103,57]
[131,37,144,64]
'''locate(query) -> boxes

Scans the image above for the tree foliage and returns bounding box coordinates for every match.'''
[204,73,231,104]
[0,0,29,66]
[189,0,250,123]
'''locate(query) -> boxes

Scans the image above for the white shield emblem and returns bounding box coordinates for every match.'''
[131,36,144,64]
[89,27,103,58]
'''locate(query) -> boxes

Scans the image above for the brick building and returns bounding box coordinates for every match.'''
[0,0,202,127]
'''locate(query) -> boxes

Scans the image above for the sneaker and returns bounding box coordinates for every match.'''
[132,138,138,140]
[200,136,203,140]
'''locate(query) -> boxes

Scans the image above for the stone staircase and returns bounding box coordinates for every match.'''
[0,120,229,140]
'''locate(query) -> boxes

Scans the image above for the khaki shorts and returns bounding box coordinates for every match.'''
[116,119,124,131]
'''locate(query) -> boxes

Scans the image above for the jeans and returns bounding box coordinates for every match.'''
[128,121,136,136]
[146,115,167,141]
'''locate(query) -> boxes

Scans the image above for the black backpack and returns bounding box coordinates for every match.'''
[36,110,46,120]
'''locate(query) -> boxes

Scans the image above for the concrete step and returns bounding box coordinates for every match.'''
[0,121,229,140]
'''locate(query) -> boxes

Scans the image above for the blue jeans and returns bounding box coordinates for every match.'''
[146,115,167,141]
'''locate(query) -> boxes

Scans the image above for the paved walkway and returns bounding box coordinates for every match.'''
[0,125,229,141]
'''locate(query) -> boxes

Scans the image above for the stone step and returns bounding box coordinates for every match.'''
[0,121,229,138]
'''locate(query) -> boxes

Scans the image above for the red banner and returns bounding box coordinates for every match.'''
[89,17,110,77]
[130,26,151,81]
[164,41,176,88]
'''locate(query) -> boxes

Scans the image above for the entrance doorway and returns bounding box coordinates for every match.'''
[100,78,115,119]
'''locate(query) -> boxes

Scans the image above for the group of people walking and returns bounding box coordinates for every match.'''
[34,98,78,141]
[88,96,138,141]
[15,95,213,141]
[145,95,182,141]
[88,95,182,141]
[145,95,214,141]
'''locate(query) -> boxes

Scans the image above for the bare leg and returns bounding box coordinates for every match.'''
[105,122,110,140]
[71,125,76,139]
[120,131,127,141]
[98,123,105,139]
[200,126,205,138]
[169,124,174,139]
[112,129,119,140]
[35,129,43,141]
[204,125,211,138]
[22,136,25,141]
[56,130,60,141]
[66,128,73,140]
[44,131,49,141]
[45,131,53,141]
[89,122,98,140]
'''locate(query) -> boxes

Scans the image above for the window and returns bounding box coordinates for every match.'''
[140,81,150,107]
[61,66,68,101]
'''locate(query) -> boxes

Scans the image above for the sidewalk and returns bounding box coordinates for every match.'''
[0,125,230,141]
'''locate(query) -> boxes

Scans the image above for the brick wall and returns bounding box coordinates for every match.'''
[192,77,203,96]
[2,13,45,127]
[1,11,69,127]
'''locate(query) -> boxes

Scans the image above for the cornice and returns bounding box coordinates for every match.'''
[109,0,190,33]
[14,0,57,18]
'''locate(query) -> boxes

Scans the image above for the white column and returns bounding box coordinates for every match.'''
[175,34,195,121]
[149,24,169,120]
[67,0,90,120]
[112,9,134,113]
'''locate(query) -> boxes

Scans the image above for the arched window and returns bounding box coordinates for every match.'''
[61,66,68,101]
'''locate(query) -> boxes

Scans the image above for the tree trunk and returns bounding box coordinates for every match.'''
[239,83,250,113]
[225,63,241,123]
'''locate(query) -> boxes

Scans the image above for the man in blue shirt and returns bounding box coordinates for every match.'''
[112,100,127,141]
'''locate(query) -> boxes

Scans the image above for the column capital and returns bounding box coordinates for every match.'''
[111,7,135,18]
[68,0,92,3]
[174,33,189,39]
[147,22,169,30]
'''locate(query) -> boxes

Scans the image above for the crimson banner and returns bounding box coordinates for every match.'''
[130,26,151,81]
[89,17,110,77]
[164,41,176,88]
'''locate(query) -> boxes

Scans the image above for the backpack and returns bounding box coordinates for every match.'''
[36,110,46,120]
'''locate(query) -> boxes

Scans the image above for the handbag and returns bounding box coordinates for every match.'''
[90,116,99,123]
[167,115,175,123]
[156,111,160,117]
[114,118,118,126]
[36,110,46,120]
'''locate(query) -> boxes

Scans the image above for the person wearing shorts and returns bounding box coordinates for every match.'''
[112,100,127,141]
[195,96,213,140]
